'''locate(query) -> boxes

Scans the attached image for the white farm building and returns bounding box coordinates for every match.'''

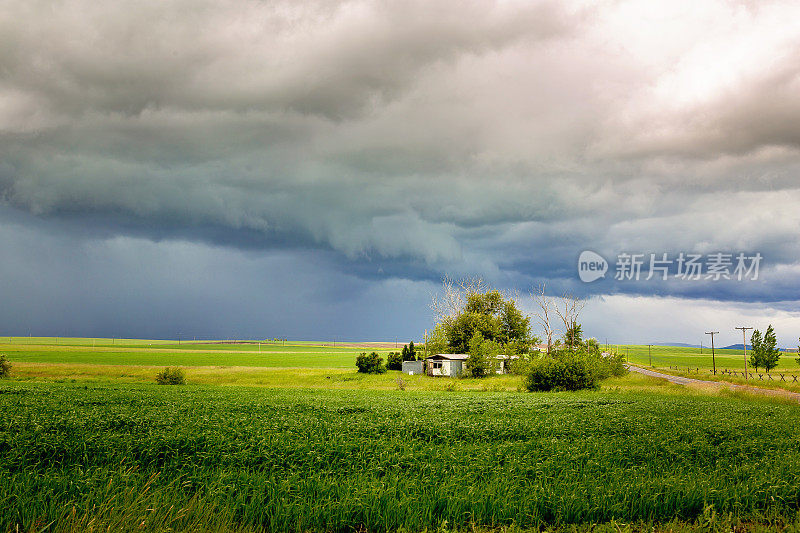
[425,353,468,377]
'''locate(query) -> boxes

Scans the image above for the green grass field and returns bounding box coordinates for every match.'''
[0,340,383,369]
[2,337,800,532]
[619,344,800,373]
[2,380,799,532]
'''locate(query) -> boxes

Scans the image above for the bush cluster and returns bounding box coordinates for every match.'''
[0,354,10,378]
[525,350,627,392]
[386,352,402,371]
[155,367,186,385]
[356,352,386,374]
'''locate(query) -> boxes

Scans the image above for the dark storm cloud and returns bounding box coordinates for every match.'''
[2,0,800,341]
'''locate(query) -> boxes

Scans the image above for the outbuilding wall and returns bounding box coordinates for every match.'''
[402,360,424,375]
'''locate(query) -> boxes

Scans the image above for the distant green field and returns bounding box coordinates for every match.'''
[2,381,799,532]
[0,339,388,369]
[3,338,798,378]
[618,344,800,373]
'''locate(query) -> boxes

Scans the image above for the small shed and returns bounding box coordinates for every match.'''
[425,354,468,377]
[402,360,424,375]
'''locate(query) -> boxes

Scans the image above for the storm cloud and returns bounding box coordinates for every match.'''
[2,0,800,344]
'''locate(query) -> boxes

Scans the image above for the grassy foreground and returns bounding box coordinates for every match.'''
[2,380,800,532]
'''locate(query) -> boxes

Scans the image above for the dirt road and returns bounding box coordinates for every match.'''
[627,364,800,403]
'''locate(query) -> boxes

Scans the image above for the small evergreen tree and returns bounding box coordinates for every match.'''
[408,341,416,360]
[796,338,800,367]
[762,325,781,373]
[749,329,763,373]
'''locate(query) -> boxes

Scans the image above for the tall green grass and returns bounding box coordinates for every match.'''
[2,382,799,531]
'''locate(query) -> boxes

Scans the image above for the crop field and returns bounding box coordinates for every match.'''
[0,339,385,369]
[619,344,800,374]
[2,381,800,532]
[2,337,800,531]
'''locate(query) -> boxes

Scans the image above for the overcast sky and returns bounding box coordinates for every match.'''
[2,0,800,346]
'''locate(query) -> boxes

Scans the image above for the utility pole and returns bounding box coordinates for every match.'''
[700,341,703,354]
[647,344,653,367]
[705,331,718,375]
[735,326,753,380]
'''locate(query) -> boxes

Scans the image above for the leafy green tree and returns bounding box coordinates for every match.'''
[466,331,500,378]
[762,325,781,373]
[425,323,449,356]
[441,290,533,354]
[749,329,764,373]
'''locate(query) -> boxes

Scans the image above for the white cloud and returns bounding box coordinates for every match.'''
[581,294,800,349]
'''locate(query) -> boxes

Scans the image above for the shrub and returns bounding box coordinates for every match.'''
[508,355,534,376]
[156,367,186,385]
[525,354,596,392]
[356,352,386,374]
[386,351,402,371]
[0,354,10,378]
[603,352,627,377]
[525,348,628,392]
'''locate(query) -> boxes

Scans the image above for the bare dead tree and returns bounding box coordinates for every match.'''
[530,283,556,354]
[429,275,487,323]
[553,292,587,351]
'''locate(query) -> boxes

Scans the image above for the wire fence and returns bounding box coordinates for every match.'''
[666,365,800,383]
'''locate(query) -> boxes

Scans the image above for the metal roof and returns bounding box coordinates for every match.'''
[426,353,469,360]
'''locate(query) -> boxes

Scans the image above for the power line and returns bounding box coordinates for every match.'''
[705,331,719,375]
